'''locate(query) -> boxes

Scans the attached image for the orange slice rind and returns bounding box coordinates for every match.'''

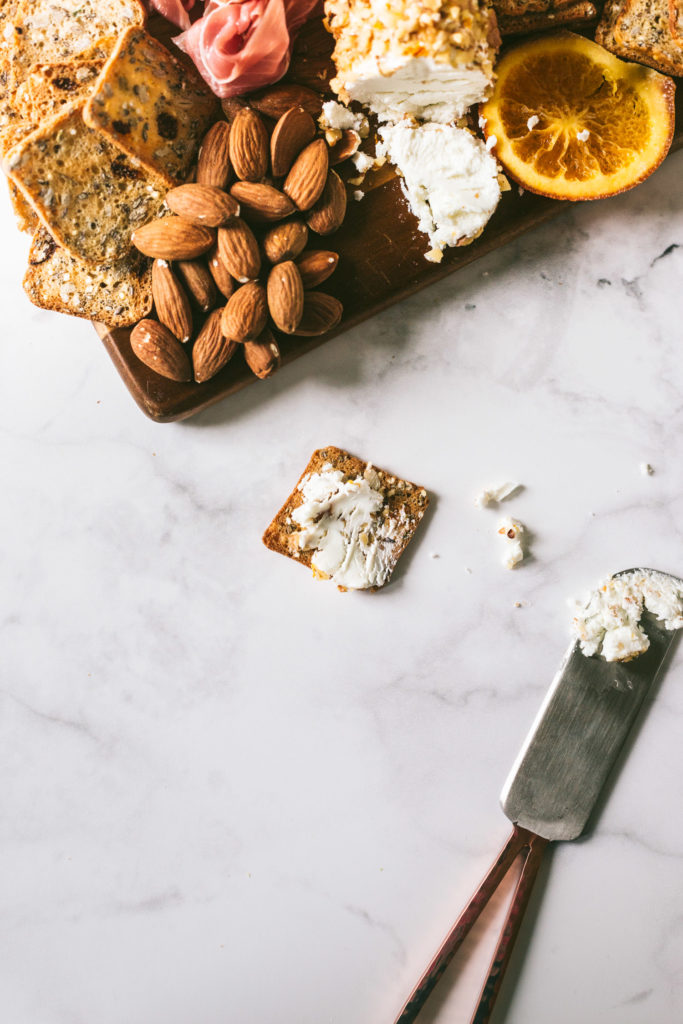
[480,32,676,201]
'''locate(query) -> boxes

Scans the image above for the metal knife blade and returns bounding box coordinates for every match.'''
[501,578,679,841]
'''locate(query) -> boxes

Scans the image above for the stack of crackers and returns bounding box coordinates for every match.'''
[0,2,218,328]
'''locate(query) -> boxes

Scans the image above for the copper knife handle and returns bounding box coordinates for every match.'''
[393,826,548,1024]
[470,830,549,1024]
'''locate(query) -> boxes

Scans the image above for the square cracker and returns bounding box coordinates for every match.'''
[23,226,153,328]
[12,44,111,125]
[263,446,430,589]
[596,0,683,76]
[84,27,219,187]
[5,103,167,265]
[6,0,146,92]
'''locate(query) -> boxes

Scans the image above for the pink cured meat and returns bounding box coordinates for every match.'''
[146,0,199,29]
[175,0,321,97]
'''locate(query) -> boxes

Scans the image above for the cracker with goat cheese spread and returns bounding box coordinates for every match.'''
[263,447,429,591]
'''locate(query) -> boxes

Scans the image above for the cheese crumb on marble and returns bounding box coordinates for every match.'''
[640,462,655,476]
[378,121,501,257]
[572,570,683,661]
[291,466,405,589]
[498,517,526,570]
[474,481,519,508]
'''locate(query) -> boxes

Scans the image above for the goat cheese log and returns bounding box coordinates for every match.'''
[325,0,501,123]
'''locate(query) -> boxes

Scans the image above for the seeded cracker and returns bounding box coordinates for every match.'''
[12,44,112,126]
[263,446,429,590]
[84,27,219,187]
[596,0,683,76]
[5,103,167,265]
[6,0,146,93]
[23,227,153,328]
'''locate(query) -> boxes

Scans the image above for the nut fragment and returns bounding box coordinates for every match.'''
[228,107,269,182]
[328,130,361,166]
[193,308,237,383]
[217,219,261,283]
[165,183,239,227]
[229,181,295,222]
[296,250,338,288]
[207,243,235,299]
[176,259,217,312]
[270,106,316,177]
[222,281,268,342]
[244,328,281,379]
[132,217,215,260]
[196,120,232,189]
[283,138,329,211]
[152,259,193,343]
[263,220,309,263]
[267,260,304,334]
[249,84,323,119]
[292,292,343,336]
[130,319,192,382]
[306,170,347,235]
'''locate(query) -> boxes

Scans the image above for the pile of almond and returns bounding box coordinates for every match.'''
[129,84,351,385]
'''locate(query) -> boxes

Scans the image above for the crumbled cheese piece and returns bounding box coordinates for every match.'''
[526,115,539,130]
[291,467,404,589]
[353,190,364,201]
[485,134,497,152]
[576,129,590,142]
[352,150,374,174]
[478,114,487,130]
[378,122,500,259]
[640,462,654,476]
[572,570,683,661]
[498,517,525,570]
[320,100,369,138]
[474,481,519,508]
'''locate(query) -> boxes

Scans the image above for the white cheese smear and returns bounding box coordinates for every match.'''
[378,121,501,260]
[291,466,403,589]
[572,570,683,661]
[474,481,520,509]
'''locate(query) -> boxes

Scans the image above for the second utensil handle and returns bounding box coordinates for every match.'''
[393,825,548,1024]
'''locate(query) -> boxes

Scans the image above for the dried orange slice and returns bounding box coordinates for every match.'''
[480,32,676,201]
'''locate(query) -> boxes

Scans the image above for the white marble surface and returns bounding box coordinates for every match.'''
[2,150,683,1024]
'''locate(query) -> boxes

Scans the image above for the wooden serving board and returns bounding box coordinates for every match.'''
[96,22,683,422]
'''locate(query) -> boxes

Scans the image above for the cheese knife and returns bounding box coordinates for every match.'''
[392,568,681,1024]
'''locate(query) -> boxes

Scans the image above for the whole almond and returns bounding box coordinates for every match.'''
[263,220,308,263]
[222,282,268,343]
[176,259,217,312]
[244,329,281,379]
[152,259,193,343]
[296,250,338,288]
[292,292,343,336]
[328,129,360,166]
[229,107,269,182]
[165,184,239,227]
[217,219,261,283]
[267,260,304,334]
[130,319,192,381]
[207,243,235,299]
[306,170,347,235]
[193,308,238,383]
[229,181,295,222]
[283,138,329,211]
[270,106,316,177]
[196,120,232,188]
[249,84,323,119]
[132,217,215,260]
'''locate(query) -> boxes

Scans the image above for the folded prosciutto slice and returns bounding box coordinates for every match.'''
[148,0,320,97]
